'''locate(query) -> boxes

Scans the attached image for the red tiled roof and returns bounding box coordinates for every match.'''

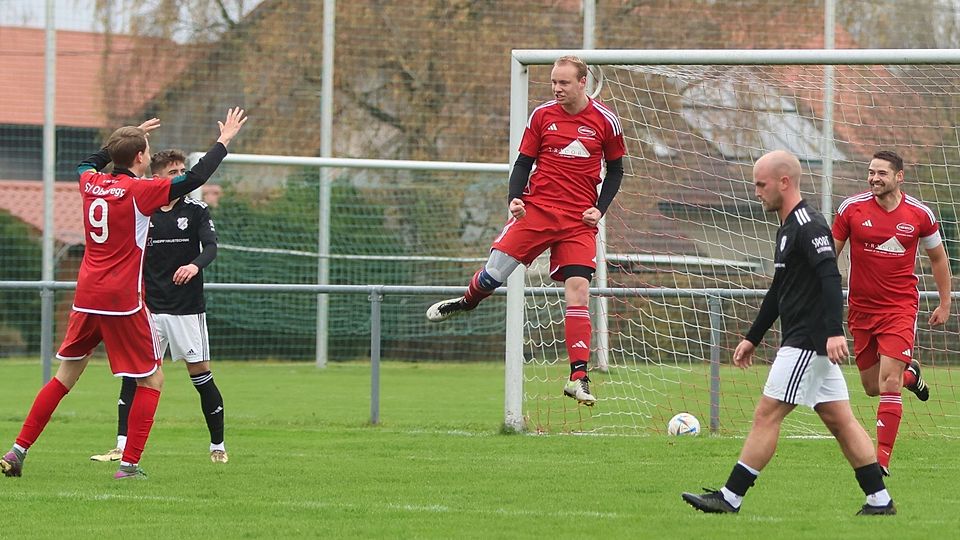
[0,26,183,128]
[0,180,221,246]
[0,180,83,244]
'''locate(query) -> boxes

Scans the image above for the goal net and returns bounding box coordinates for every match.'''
[510,49,960,438]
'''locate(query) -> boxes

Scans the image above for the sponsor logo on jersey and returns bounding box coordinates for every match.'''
[811,235,833,254]
[177,217,189,230]
[577,125,597,137]
[896,223,915,234]
[558,139,590,158]
[547,123,558,131]
[862,219,873,227]
[875,237,906,254]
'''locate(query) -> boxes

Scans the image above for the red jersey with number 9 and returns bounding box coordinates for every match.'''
[73,168,171,315]
[519,98,625,213]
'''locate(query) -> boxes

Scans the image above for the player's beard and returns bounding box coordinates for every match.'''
[871,182,898,198]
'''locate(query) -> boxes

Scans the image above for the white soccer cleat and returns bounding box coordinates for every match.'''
[563,377,597,406]
[210,449,229,464]
[426,297,468,323]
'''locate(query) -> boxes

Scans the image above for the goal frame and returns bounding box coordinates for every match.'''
[505,48,960,432]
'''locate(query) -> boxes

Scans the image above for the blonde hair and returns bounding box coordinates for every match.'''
[554,55,588,80]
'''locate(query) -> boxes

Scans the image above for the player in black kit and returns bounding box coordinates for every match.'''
[681,150,894,516]
[91,149,228,464]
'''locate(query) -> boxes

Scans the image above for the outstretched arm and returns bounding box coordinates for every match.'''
[169,108,248,201]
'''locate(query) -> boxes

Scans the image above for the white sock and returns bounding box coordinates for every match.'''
[119,460,136,468]
[866,489,891,507]
[720,487,743,508]
[117,435,127,450]
[738,460,761,476]
[210,442,226,452]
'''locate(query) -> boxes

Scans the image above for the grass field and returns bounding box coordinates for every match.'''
[1,359,958,539]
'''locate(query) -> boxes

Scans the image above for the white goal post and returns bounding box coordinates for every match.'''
[505,48,960,434]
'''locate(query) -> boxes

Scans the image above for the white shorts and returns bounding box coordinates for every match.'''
[151,312,210,363]
[763,346,849,408]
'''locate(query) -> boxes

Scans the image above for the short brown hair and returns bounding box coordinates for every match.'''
[104,126,147,168]
[150,149,187,175]
[873,150,903,172]
[554,55,588,80]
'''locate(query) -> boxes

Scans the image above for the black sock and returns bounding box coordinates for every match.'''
[570,360,588,379]
[191,371,225,445]
[117,376,137,438]
[854,462,886,496]
[724,463,758,497]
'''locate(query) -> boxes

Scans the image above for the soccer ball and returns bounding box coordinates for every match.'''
[667,412,701,436]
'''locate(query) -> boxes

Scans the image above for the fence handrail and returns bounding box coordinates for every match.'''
[3,281,956,300]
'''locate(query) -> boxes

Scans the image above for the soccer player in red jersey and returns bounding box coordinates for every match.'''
[0,108,247,480]
[832,150,952,476]
[426,55,626,406]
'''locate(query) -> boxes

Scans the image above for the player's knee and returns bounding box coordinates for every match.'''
[483,250,520,284]
[476,268,502,292]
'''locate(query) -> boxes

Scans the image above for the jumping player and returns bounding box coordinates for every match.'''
[426,55,625,406]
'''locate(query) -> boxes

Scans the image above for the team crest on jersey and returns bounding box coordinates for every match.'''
[896,223,915,234]
[780,235,788,252]
[177,217,189,230]
[577,126,597,137]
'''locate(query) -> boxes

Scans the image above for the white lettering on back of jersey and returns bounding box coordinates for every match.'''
[84,183,126,198]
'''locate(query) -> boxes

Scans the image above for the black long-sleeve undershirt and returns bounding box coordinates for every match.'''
[507,154,624,214]
[507,153,536,202]
[77,142,228,202]
[168,143,227,200]
[595,157,623,214]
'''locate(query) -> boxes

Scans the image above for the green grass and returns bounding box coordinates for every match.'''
[0,359,958,539]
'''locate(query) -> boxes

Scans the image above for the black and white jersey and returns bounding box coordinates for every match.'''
[145,197,217,315]
[746,199,844,355]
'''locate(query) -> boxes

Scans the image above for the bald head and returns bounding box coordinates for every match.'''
[753,150,803,217]
[754,150,802,187]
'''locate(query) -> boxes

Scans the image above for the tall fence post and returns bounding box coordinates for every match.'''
[708,295,723,434]
[368,286,383,425]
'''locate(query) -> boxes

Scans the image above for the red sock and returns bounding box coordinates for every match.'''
[876,392,902,469]
[902,368,917,388]
[565,305,591,380]
[15,378,70,449]
[122,386,161,465]
[463,269,496,309]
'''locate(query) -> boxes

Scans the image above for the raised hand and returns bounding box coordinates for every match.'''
[217,107,248,147]
[138,118,161,134]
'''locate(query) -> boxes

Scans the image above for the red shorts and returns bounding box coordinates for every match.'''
[57,308,162,378]
[491,202,597,282]
[848,309,917,370]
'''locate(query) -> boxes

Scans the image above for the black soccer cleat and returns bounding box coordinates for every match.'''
[681,489,739,514]
[904,360,930,402]
[426,297,470,323]
[857,501,896,515]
